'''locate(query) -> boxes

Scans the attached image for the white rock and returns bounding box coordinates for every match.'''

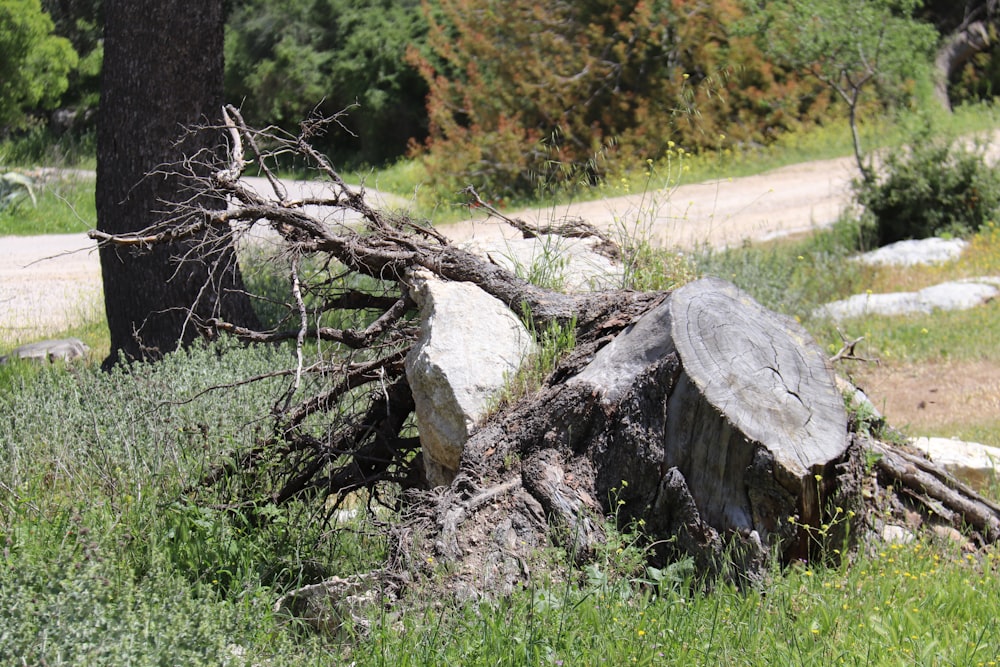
[855,237,968,267]
[461,234,623,292]
[881,524,915,544]
[0,337,90,364]
[911,436,1000,493]
[813,277,1000,321]
[404,270,537,486]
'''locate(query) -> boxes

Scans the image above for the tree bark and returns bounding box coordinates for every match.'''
[96,0,259,367]
[934,19,993,110]
[389,277,858,593]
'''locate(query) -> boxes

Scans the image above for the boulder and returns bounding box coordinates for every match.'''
[404,270,537,486]
[813,277,1000,322]
[911,436,1000,493]
[0,337,90,364]
[855,237,968,267]
[461,235,623,292]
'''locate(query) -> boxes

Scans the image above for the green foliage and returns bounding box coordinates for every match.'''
[747,0,937,180]
[347,536,999,666]
[41,0,103,114]
[856,122,1000,244]
[0,339,386,663]
[489,307,577,414]
[224,0,428,167]
[749,0,935,104]
[0,0,78,130]
[410,0,825,200]
[948,29,1000,106]
[0,121,96,167]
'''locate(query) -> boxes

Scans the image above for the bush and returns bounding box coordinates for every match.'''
[856,124,1000,245]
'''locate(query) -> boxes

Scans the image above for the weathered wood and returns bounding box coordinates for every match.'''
[871,438,1000,539]
[665,277,849,555]
[388,278,856,592]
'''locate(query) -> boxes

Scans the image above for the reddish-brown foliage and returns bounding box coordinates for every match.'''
[407,0,828,199]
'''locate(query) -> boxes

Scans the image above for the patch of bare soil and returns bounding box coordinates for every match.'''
[0,234,104,345]
[851,359,1000,442]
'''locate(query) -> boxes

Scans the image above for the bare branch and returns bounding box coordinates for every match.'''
[829,328,878,365]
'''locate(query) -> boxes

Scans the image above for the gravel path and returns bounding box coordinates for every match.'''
[1,156,859,345]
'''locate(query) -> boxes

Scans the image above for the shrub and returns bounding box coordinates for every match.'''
[409,0,826,201]
[856,124,1000,245]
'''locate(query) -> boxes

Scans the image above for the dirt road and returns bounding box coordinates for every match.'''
[1,158,859,344]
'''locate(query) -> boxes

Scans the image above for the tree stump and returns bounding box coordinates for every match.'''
[91,114,1000,614]
[397,277,854,591]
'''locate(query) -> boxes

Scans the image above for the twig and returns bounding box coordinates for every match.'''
[829,328,878,365]
[287,255,308,409]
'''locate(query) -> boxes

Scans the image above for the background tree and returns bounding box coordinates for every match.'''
[41,0,104,119]
[224,0,428,167]
[407,0,823,200]
[0,0,78,131]
[96,0,260,367]
[747,0,937,183]
[920,0,999,109]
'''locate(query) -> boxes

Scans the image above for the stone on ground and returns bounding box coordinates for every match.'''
[813,277,1000,322]
[911,436,1000,493]
[855,237,968,267]
[404,270,537,486]
[0,337,90,364]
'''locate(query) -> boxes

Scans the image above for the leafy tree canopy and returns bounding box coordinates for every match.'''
[745,0,938,180]
[225,0,428,167]
[42,0,104,112]
[747,0,937,107]
[0,0,78,130]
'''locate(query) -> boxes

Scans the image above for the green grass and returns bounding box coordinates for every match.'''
[0,172,94,235]
[2,343,999,666]
[0,339,384,664]
[344,539,1000,666]
[816,302,1000,365]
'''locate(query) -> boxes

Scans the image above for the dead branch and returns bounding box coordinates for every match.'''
[829,328,878,365]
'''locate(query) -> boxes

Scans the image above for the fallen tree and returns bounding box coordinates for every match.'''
[90,108,1000,624]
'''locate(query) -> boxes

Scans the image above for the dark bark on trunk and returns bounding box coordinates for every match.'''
[97,0,259,367]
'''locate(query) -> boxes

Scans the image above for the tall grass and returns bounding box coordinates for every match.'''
[0,340,385,664]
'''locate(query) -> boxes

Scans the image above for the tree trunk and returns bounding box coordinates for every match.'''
[934,20,992,110]
[96,0,259,367]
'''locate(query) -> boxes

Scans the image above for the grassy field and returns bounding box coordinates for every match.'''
[3,109,1000,664]
[2,335,999,664]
